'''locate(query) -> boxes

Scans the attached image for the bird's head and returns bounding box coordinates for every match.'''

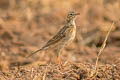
[66,11,80,22]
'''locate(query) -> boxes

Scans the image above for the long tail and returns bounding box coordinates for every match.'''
[26,48,43,58]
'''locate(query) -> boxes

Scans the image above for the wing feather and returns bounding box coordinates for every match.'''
[42,26,67,49]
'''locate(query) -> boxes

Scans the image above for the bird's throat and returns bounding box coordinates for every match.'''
[66,18,76,27]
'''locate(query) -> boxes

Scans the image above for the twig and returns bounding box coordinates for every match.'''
[30,68,34,79]
[95,22,114,71]
[42,66,48,80]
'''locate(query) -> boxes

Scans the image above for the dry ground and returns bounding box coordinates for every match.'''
[0,0,120,80]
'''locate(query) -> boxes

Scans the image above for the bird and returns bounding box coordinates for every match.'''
[27,11,80,66]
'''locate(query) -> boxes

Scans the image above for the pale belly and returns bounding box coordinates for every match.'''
[66,26,76,44]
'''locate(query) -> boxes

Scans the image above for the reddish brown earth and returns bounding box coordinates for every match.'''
[0,0,120,80]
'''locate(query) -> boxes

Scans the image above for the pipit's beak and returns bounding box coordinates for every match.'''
[75,13,80,15]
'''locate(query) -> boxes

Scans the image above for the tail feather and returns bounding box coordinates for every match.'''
[26,48,43,58]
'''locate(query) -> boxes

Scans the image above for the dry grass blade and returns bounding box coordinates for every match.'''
[95,22,114,72]
[42,66,48,80]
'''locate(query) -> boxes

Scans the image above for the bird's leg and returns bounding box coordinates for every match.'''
[58,53,62,67]
[57,48,63,68]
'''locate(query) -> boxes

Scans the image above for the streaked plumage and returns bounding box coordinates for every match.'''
[27,11,80,63]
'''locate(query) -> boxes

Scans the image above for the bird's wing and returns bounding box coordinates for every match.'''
[27,26,67,58]
[42,26,67,49]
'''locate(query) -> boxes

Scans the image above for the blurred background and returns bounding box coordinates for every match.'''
[0,0,120,71]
